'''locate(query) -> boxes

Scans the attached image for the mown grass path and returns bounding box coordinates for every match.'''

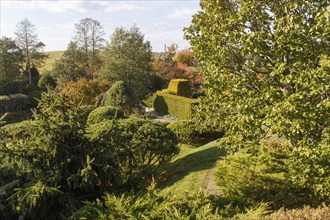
[157,140,226,196]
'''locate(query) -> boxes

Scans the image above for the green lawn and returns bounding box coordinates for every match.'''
[157,141,226,196]
[40,50,64,73]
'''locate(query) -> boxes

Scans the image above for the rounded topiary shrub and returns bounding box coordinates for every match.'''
[87,106,125,124]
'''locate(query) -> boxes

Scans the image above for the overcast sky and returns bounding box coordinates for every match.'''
[0,0,200,52]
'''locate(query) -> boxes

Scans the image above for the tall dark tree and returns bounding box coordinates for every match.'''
[101,25,154,104]
[0,37,24,95]
[15,18,47,84]
[74,18,105,74]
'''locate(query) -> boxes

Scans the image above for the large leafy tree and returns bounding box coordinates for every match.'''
[0,37,24,95]
[100,25,154,104]
[15,18,47,84]
[185,0,330,151]
[74,18,105,74]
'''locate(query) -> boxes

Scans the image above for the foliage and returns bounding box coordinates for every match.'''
[70,185,221,220]
[215,139,330,208]
[15,18,47,85]
[100,25,155,103]
[87,118,179,189]
[0,94,30,113]
[38,71,57,89]
[61,78,111,105]
[153,91,199,119]
[173,49,194,65]
[0,37,24,95]
[266,204,330,220]
[51,41,89,86]
[185,0,330,151]
[167,79,192,97]
[86,106,125,125]
[102,81,133,112]
[167,120,223,145]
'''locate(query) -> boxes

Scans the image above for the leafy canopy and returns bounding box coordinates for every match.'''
[185,0,330,151]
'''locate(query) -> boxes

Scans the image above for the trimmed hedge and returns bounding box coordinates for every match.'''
[153,91,199,119]
[0,94,31,113]
[87,106,125,124]
[167,79,191,97]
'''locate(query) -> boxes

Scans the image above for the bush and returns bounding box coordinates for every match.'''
[153,91,199,119]
[38,71,56,89]
[87,118,179,189]
[172,49,194,65]
[87,106,125,124]
[167,120,223,145]
[70,187,221,219]
[102,81,133,112]
[0,94,30,113]
[61,78,112,105]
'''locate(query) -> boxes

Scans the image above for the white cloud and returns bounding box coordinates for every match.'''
[167,7,197,19]
[1,0,148,14]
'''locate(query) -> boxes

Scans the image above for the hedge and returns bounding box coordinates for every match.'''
[153,91,199,119]
[0,94,31,113]
[167,79,191,97]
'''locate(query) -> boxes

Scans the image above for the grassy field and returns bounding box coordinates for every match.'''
[40,50,64,73]
[157,140,226,196]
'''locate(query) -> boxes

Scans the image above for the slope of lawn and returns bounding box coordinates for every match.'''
[157,140,226,196]
[40,50,64,73]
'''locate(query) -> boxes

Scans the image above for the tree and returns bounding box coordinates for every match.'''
[101,25,154,103]
[102,81,133,113]
[0,37,24,95]
[15,18,47,84]
[185,0,330,151]
[74,18,105,74]
[51,41,88,86]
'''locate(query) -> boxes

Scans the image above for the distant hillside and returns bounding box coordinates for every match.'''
[40,50,64,73]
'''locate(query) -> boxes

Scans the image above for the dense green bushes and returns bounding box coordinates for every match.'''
[154,91,199,119]
[102,81,133,112]
[70,187,221,219]
[167,120,223,145]
[215,139,330,209]
[87,106,125,124]
[0,92,179,218]
[87,118,179,189]
[0,94,30,113]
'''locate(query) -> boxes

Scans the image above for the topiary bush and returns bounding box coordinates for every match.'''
[87,118,179,189]
[0,94,31,113]
[86,106,125,124]
[167,79,191,97]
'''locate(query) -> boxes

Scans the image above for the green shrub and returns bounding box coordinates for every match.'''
[70,187,221,219]
[167,79,191,97]
[153,91,199,119]
[38,71,56,89]
[215,141,304,209]
[0,111,32,126]
[0,94,31,113]
[102,81,133,112]
[87,118,179,189]
[86,106,125,124]
[167,120,223,145]
[266,205,330,220]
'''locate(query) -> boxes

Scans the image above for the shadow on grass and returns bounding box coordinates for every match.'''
[157,145,226,189]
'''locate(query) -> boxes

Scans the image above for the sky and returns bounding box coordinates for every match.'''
[0,0,200,52]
